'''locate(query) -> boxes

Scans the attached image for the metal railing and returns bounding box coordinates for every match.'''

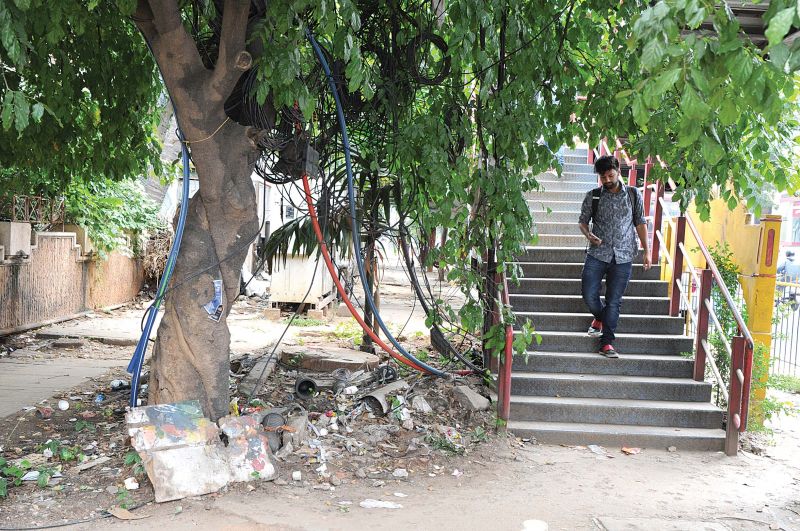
[772,275,800,376]
[0,195,65,224]
[652,182,755,457]
[497,272,515,426]
[592,138,755,456]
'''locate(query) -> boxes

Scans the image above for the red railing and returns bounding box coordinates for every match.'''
[497,272,514,427]
[646,166,754,457]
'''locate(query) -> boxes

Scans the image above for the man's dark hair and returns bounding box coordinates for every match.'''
[594,155,619,175]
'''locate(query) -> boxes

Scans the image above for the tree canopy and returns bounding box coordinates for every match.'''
[2,0,800,376]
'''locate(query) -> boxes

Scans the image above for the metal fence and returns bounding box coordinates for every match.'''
[0,195,65,224]
[772,275,800,377]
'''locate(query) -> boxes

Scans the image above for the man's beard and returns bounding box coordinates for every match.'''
[603,181,618,190]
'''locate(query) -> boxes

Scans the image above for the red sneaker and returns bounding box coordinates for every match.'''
[587,319,603,338]
[599,344,619,358]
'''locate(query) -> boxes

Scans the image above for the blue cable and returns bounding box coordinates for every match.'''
[127,132,192,407]
[305,29,444,377]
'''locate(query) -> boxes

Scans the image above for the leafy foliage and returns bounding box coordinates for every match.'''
[64,179,162,258]
[0,1,164,194]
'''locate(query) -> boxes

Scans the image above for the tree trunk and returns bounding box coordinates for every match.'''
[134,0,262,420]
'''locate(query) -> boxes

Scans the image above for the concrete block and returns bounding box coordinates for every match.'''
[453,385,490,412]
[280,345,380,371]
[126,400,276,503]
[61,224,94,256]
[307,309,324,320]
[336,302,352,317]
[263,308,281,320]
[0,221,31,258]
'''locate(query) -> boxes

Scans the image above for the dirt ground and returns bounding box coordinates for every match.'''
[0,270,799,531]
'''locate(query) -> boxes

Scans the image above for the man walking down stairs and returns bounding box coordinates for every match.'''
[507,146,726,451]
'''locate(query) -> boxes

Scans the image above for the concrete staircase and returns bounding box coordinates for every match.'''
[507,147,725,451]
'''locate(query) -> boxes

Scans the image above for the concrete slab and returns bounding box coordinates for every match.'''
[0,354,123,417]
[595,517,730,531]
[280,345,380,371]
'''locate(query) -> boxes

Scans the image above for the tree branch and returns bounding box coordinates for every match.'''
[144,0,205,74]
[208,0,253,102]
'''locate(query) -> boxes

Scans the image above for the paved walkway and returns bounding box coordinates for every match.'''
[0,354,124,417]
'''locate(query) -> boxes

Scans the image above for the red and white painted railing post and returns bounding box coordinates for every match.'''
[694,269,713,381]
[726,336,747,456]
[670,215,687,317]
[651,181,664,264]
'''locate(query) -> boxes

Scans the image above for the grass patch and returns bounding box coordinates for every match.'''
[770,374,800,394]
[285,316,325,327]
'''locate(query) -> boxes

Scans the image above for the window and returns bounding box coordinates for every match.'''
[285,205,295,220]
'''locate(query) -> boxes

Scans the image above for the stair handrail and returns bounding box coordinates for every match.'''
[650,173,755,457]
[497,271,514,427]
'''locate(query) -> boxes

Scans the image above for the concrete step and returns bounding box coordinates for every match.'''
[509,396,723,429]
[522,331,694,355]
[535,180,596,193]
[515,312,684,335]
[535,234,587,248]
[516,278,668,298]
[512,352,694,378]
[509,294,670,315]
[517,247,648,263]
[513,262,662,280]
[527,200,582,214]
[562,153,590,163]
[531,211,584,224]
[562,163,595,174]
[507,420,725,450]
[527,190,588,203]
[510,372,712,401]
[533,222,582,235]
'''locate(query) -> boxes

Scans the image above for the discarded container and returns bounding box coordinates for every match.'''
[292,471,302,481]
[57,400,70,411]
[111,379,131,391]
[362,380,409,416]
[294,377,317,399]
[94,394,105,404]
[343,385,358,395]
[36,406,54,419]
[124,477,140,490]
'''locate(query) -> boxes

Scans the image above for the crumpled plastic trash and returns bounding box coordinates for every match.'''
[359,499,403,509]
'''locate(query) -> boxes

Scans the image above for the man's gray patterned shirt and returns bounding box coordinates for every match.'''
[578,184,645,264]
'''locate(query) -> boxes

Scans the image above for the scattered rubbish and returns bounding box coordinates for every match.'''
[392,468,409,478]
[124,477,140,490]
[294,377,318,400]
[42,448,53,459]
[452,385,490,412]
[275,441,294,460]
[393,492,408,498]
[363,380,409,415]
[111,379,131,391]
[344,385,359,395]
[667,446,677,453]
[292,471,302,481]
[75,456,111,472]
[108,507,149,521]
[57,400,70,411]
[411,396,433,414]
[452,469,463,478]
[588,445,611,458]
[260,410,287,452]
[21,471,40,482]
[359,499,403,509]
[621,447,641,455]
[36,406,54,419]
[375,364,398,384]
[94,394,105,404]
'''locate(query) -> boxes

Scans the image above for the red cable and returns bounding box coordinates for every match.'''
[301,174,432,374]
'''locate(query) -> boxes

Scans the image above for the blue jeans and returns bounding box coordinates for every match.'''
[581,255,633,346]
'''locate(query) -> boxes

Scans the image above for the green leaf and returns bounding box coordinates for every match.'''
[31,102,44,123]
[641,37,666,71]
[632,96,649,126]
[766,7,795,48]
[1,91,13,131]
[680,84,710,120]
[700,135,724,165]
[718,98,738,126]
[685,2,706,29]
[12,91,29,132]
[652,68,682,96]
